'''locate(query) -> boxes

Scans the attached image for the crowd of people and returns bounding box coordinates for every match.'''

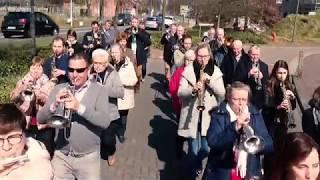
[0,17,320,180]
[164,25,320,179]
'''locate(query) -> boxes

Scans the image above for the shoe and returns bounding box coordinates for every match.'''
[107,155,116,166]
[140,78,145,82]
[118,135,126,143]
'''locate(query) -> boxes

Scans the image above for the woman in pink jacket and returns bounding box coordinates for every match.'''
[0,103,53,179]
[169,49,195,159]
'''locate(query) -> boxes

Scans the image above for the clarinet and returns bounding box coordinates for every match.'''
[280,82,296,129]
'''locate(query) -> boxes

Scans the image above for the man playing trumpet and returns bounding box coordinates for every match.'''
[204,81,273,179]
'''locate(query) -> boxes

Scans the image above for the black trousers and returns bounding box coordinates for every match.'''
[26,126,55,158]
[100,120,120,160]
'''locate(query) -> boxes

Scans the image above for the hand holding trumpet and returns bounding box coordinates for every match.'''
[235,107,250,131]
[53,88,79,112]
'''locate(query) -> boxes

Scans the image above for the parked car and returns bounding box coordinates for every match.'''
[145,16,162,30]
[117,13,132,26]
[1,11,59,38]
[156,15,175,28]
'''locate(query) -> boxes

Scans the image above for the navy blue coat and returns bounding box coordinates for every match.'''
[205,102,273,179]
[43,53,69,84]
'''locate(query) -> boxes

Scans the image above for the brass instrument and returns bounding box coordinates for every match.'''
[280,82,296,129]
[239,107,264,154]
[197,65,206,111]
[21,79,36,102]
[0,154,28,167]
[50,54,58,84]
[252,62,262,90]
[47,85,75,128]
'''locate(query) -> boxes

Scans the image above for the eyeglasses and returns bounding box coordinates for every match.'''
[68,67,87,73]
[0,134,23,147]
[231,97,248,102]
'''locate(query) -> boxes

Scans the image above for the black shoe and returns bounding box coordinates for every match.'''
[118,135,126,143]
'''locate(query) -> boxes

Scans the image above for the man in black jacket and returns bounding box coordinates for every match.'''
[239,45,269,110]
[125,17,152,83]
[160,24,177,81]
[220,40,249,87]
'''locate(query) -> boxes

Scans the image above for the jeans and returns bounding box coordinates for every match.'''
[187,131,209,174]
[52,150,101,180]
[117,110,129,137]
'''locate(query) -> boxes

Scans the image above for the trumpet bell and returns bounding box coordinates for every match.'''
[47,115,70,128]
[243,136,264,154]
[21,90,35,102]
[288,122,296,129]
[197,105,205,111]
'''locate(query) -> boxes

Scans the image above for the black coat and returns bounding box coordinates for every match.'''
[237,59,269,109]
[160,32,178,66]
[302,108,320,145]
[220,50,250,87]
[125,27,151,65]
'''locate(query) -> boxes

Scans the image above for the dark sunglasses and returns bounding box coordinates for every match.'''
[68,67,87,73]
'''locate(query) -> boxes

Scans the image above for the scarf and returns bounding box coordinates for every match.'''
[193,58,215,82]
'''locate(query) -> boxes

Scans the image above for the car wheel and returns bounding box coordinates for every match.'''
[52,28,59,36]
[3,33,10,38]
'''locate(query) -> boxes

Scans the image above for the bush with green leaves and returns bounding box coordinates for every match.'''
[0,45,52,103]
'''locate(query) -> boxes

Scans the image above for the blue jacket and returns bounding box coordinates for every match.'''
[205,102,273,179]
[43,53,69,84]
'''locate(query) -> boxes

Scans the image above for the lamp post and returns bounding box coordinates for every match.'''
[30,0,36,56]
[291,0,300,43]
[70,0,73,27]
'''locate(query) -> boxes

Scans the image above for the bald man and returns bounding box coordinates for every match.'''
[220,40,250,87]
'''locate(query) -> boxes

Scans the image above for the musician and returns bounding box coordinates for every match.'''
[37,54,110,179]
[302,86,320,145]
[220,40,250,87]
[101,19,117,50]
[10,57,56,158]
[139,20,151,82]
[124,16,151,84]
[238,45,269,110]
[82,21,103,60]
[160,24,177,81]
[43,36,69,84]
[172,34,193,72]
[110,44,138,144]
[0,103,53,179]
[263,60,296,150]
[202,26,215,43]
[91,49,124,166]
[204,81,273,179]
[178,44,225,176]
[210,28,227,67]
[66,29,83,56]
[169,49,195,159]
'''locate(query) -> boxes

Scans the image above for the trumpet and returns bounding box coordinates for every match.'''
[47,85,75,128]
[197,65,206,111]
[239,107,264,154]
[252,62,262,90]
[280,82,296,129]
[21,82,35,102]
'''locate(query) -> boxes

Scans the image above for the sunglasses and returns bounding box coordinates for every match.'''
[68,67,87,73]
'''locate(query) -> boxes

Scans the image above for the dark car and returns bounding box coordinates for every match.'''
[1,11,59,38]
[117,13,132,26]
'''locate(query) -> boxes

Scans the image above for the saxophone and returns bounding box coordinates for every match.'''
[280,82,296,129]
[50,54,58,84]
[197,65,206,111]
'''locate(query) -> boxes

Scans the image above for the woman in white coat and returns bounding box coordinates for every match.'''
[110,44,138,143]
[178,43,225,176]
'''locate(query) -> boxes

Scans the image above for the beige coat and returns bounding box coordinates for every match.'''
[178,64,225,138]
[118,58,138,110]
[0,137,53,179]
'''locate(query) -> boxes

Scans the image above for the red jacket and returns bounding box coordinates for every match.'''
[169,67,184,114]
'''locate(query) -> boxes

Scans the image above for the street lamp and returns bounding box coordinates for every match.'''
[291,0,300,43]
[70,0,73,27]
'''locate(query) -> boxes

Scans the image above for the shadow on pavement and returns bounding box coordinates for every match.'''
[148,115,182,180]
[149,72,170,99]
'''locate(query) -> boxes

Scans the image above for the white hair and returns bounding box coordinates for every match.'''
[92,48,109,62]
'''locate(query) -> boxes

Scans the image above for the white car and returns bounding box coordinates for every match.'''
[164,16,174,27]
[145,16,162,30]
